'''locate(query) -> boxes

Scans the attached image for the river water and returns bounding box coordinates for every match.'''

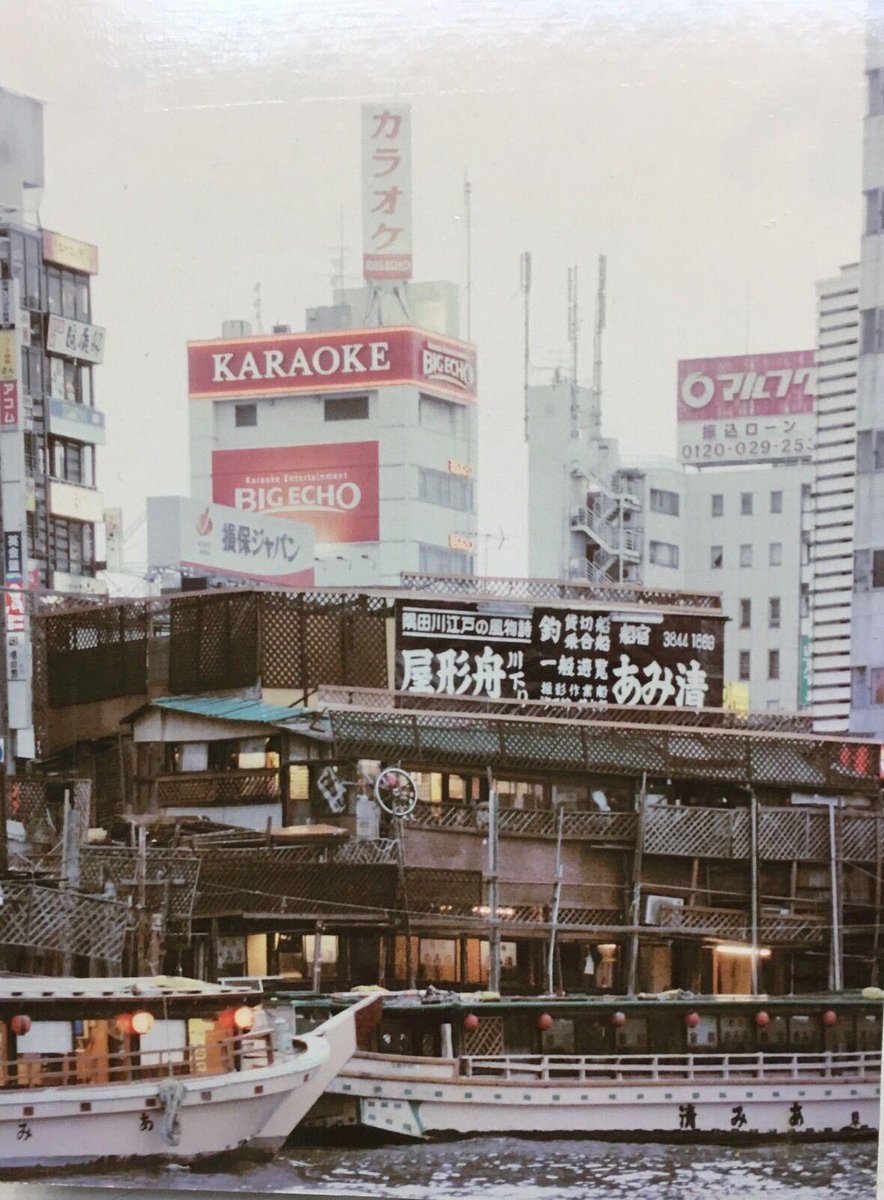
[56,1138,879,1199]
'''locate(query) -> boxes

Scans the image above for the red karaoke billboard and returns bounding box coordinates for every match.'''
[188,326,477,404]
[212,441,379,545]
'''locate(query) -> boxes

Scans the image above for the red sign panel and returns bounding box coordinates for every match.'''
[0,382,19,427]
[212,442,380,545]
[677,350,814,422]
[188,327,477,404]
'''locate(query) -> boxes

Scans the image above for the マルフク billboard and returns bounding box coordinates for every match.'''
[677,349,814,467]
[395,599,724,709]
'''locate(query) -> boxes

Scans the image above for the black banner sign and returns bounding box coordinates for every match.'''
[395,599,724,709]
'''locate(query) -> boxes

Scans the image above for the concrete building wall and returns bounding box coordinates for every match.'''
[682,464,812,710]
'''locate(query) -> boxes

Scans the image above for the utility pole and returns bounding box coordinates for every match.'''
[135,824,147,976]
[486,769,500,993]
[567,265,580,440]
[546,802,565,994]
[590,254,606,441]
[520,251,532,440]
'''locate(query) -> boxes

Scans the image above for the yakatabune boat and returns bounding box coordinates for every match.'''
[0,974,371,1171]
[292,989,882,1143]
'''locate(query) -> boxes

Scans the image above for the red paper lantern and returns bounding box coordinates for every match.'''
[218,1007,237,1030]
[685,1011,700,1029]
[115,1012,134,1036]
[823,1010,838,1027]
[755,1010,770,1027]
[9,1014,31,1036]
[463,1013,480,1032]
[536,1012,554,1032]
[611,1011,626,1027]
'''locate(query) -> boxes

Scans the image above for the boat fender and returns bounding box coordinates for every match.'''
[158,1079,187,1147]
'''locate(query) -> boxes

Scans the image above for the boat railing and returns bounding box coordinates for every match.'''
[460,1050,882,1084]
[4,1029,276,1090]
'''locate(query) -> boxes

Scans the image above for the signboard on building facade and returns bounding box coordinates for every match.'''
[188,326,477,404]
[361,102,412,280]
[46,315,105,364]
[212,442,379,545]
[147,495,315,586]
[42,230,99,275]
[395,600,724,709]
[677,350,815,467]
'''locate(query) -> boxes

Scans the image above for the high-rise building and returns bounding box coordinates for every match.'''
[188,285,478,588]
[850,9,884,736]
[809,264,860,733]
[0,87,106,761]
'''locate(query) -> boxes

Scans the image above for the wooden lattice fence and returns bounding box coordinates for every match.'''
[0,883,129,967]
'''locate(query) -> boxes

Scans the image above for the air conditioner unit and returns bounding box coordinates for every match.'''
[643,895,684,925]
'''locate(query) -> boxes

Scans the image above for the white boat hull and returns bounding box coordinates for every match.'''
[313,1052,881,1143]
[0,1041,329,1170]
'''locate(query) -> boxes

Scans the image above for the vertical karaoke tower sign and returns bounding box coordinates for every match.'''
[361,101,413,321]
[0,279,33,757]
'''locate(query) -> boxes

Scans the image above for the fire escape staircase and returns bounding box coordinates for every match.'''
[569,474,642,583]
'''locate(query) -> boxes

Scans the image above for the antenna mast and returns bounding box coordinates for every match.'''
[520,251,532,440]
[464,172,472,341]
[590,254,606,440]
[567,265,579,439]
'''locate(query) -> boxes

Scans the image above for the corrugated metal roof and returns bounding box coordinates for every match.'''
[150,696,314,727]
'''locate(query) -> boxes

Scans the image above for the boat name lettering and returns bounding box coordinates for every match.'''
[16,1121,32,1141]
[140,1111,154,1132]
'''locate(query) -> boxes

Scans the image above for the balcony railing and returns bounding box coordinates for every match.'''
[154,769,280,807]
[655,903,826,946]
[408,800,879,863]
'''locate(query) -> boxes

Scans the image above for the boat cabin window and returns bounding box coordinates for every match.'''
[503,1012,535,1055]
[788,1014,818,1050]
[719,1015,753,1051]
[574,1017,611,1056]
[541,1018,575,1055]
[139,1019,186,1066]
[614,1015,647,1052]
[756,1014,788,1049]
[686,1014,718,1049]
[378,1018,413,1056]
[857,1011,881,1050]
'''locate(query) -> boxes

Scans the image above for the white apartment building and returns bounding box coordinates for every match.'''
[188,283,478,588]
[851,8,884,737]
[809,264,860,733]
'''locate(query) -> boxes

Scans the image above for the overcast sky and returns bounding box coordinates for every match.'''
[0,0,867,578]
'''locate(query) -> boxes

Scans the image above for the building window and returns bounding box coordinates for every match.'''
[235,403,257,427]
[769,542,782,567]
[769,597,781,628]
[649,488,679,516]
[869,67,884,116]
[739,651,751,681]
[770,490,783,514]
[867,188,884,235]
[739,599,751,629]
[418,468,476,514]
[418,542,474,576]
[871,667,884,706]
[49,437,95,486]
[852,666,869,707]
[649,541,679,569]
[711,494,723,517]
[856,429,884,472]
[740,492,753,515]
[710,545,723,569]
[740,544,752,568]
[861,307,884,354]
[324,394,369,421]
[768,650,780,680]
[50,517,95,576]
